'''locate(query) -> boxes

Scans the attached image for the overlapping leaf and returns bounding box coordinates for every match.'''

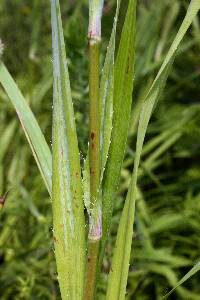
[51,0,85,299]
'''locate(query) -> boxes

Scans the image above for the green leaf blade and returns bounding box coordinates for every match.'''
[101,0,137,256]
[51,1,85,299]
[100,0,120,180]
[0,63,52,195]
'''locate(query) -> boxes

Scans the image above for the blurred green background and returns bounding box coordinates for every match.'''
[0,0,200,299]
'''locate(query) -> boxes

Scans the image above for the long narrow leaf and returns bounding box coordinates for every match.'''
[100,0,120,179]
[51,1,85,299]
[101,0,137,256]
[0,63,52,195]
[106,1,200,299]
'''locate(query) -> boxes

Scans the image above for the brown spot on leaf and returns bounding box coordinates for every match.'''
[53,236,58,243]
[126,53,131,74]
[91,132,95,140]
[90,168,95,175]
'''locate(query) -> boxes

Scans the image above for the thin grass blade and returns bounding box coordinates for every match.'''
[163,262,200,299]
[100,0,120,180]
[101,0,137,256]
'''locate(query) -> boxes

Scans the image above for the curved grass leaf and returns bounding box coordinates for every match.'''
[163,262,200,299]
[51,1,85,299]
[101,0,137,256]
[0,63,52,195]
[106,1,200,299]
[143,263,200,299]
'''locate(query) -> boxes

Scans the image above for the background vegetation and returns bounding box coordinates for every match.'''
[0,0,200,299]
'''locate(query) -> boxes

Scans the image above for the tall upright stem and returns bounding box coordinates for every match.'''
[89,42,100,205]
[84,2,104,299]
[84,40,101,300]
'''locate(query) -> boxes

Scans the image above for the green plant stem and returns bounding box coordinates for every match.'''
[85,241,100,300]
[84,41,101,300]
[89,42,100,199]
